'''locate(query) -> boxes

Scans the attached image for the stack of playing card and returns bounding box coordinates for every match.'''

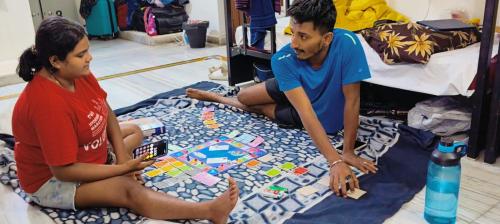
[201,106,222,129]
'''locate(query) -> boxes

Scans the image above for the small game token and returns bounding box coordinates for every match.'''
[266,168,282,177]
[293,167,309,175]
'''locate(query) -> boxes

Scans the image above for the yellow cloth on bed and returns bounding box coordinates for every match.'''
[284,0,409,34]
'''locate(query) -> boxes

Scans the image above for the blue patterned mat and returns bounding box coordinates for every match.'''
[0,83,433,224]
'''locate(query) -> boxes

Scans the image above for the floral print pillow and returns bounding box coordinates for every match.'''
[360,22,480,64]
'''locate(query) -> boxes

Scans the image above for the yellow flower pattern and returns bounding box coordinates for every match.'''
[405,33,434,58]
[361,22,480,64]
[386,31,408,57]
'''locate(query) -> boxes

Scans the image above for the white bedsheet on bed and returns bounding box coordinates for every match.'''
[235,17,497,96]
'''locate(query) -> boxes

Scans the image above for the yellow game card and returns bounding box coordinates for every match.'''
[145,169,164,178]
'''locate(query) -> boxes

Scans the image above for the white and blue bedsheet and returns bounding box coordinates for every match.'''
[0,82,436,224]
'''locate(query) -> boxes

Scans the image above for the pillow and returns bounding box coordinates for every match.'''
[360,22,480,64]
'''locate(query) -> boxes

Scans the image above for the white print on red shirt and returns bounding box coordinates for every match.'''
[83,98,107,151]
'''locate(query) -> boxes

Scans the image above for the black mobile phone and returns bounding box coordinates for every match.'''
[337,140,367,151]
[132,140,168,160]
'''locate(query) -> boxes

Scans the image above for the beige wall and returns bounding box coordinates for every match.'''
[387,0,500,24]
[0,0,35,64]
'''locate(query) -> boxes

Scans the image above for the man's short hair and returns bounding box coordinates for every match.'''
[287,0,337,34]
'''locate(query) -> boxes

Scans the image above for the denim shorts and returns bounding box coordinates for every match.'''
[27,148,117,210]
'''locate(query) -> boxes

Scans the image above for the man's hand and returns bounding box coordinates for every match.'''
[329,162,359,197]
[342,153,378,174]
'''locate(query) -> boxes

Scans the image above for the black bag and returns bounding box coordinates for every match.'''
[151,6,188,34]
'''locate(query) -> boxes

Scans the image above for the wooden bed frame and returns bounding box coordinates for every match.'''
[223,0,500,164]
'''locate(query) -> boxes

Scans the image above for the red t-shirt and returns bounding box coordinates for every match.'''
[12,73,109,193]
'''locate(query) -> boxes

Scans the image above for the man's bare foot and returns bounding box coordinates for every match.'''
[186,88,221,102]
[208,178,239,224]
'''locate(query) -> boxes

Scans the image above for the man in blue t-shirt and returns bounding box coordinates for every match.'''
[187,0,377,197]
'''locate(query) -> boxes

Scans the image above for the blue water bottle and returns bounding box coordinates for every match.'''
[424,139,467,224]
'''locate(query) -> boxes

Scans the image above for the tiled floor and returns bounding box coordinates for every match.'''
[0,39,499,224]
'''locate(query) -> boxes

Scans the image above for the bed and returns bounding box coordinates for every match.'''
[224,0,500,163]
[235,16,498,97]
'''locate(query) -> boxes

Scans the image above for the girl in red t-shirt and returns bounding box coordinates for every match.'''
[12,16,238,224]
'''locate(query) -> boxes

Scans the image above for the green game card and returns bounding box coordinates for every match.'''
[268,185,288,192]
[266,168,281,177]
[167,169,182,177]
[178,165,193,172]
[280,162,296,171]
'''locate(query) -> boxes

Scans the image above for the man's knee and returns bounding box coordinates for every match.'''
[237,88,252,105]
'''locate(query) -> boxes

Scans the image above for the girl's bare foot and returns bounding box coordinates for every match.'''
[208,178,239,224]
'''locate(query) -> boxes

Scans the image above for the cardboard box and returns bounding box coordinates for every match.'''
[122,117,165,137]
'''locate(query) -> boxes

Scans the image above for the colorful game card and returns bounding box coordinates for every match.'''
[177,165,193,172]
[266,168,282,177]
[153,160,169,168]
[207,157,228,164]
[297,186,318,196]
[171,161,185,168]
[293,167,309,175]
[280,162,296,171]
[209,145,230,151]
[203,106,215,112]
[258,154,274,162]
[166,169,182,177]
[207,124,221,129]
[203,120,217,125]
[160,165,176,172]
[249,136,265,147]
[226,130,240,138]
[145,169,164,178]
[246,160,261,168]
[317,176,330,186]
[192,172,221,187]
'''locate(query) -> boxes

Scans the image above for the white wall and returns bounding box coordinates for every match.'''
[0,0,35,76]
[185,0,226,42]
[387,0,500,25]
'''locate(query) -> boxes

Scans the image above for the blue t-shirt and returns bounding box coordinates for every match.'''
[271,29,371,134]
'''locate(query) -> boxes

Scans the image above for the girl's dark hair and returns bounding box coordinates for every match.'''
[17,16,87,82]
[287,0,337,34]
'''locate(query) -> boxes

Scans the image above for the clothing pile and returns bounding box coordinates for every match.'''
[115,0,189,35]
